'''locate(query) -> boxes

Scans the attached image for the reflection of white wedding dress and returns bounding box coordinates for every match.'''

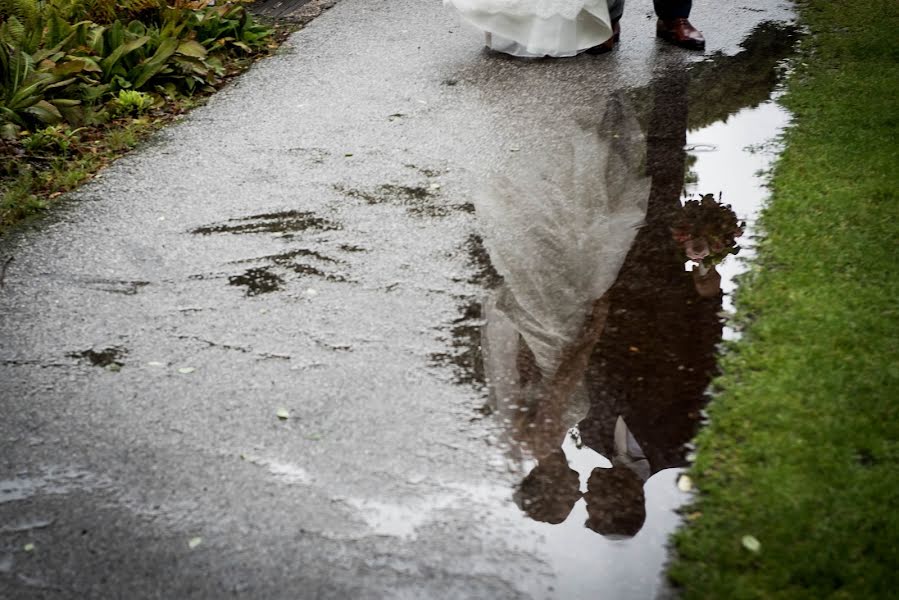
[445,0,614,57]
[478,98,650,430]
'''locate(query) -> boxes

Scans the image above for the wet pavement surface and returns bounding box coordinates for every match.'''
[1,1,797,598]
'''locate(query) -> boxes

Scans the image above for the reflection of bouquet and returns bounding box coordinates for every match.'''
[671,193,744,267]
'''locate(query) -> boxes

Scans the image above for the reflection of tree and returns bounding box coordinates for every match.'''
[628,21,800,131]
[688,21,799,129]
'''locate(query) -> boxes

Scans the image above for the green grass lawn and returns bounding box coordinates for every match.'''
[668,1,899,597]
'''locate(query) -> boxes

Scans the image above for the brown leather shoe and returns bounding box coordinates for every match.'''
[586,19,621,54]
[656,18,705,50]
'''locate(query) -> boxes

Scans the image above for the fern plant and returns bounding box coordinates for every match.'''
[0,0,40,26]
[0,0,272,136]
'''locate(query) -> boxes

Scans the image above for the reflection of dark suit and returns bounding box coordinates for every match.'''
[578,70,722,475]
[653,0,693,20]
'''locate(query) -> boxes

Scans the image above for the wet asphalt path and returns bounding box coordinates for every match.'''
[1,0,793,598]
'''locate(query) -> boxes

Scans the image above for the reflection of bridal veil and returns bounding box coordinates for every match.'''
[477,96,650,447]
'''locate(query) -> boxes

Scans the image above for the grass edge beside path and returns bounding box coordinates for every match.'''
[668,1,899,597]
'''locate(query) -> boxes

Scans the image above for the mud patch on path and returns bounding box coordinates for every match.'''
[226,248,351,296]
[191,210,340,237]
[68,347,127,369]
[233,248,342,267]
[228,267,285,296]
[191,210,351,296]
[79,278,150,296]
[336,183,451,218]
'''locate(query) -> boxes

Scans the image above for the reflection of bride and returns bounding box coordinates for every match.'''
[476,71,731,537]
[476,95,649,465]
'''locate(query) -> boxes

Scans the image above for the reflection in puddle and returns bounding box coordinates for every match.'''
[448,21,798,599]
[241,455,313,485]
[685,100,793,339]
[431,299,488,387]
[344,494,461,540]
[0,518,54,534]
[260,459,312,485]
[430,235,502,386]
[0,468,97,504]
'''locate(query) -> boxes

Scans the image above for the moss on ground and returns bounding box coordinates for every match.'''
[668,1,899,598]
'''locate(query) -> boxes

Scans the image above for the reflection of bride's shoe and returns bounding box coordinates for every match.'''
[586,20,620,55]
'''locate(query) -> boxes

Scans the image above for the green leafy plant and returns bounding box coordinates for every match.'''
[187,4,273,54]
[21,124,82,154]
[1,0,277,232]
[0,33,79,137]
[0,1,273,135]
[109,89,153,116]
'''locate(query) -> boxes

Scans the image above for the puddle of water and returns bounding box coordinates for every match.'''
[0,468,96,504]
[191,210,341,236]
[685,100,791,339]
[449,20,797,599]
[241,455,313,485]
[262,460,312,485]
[431,299,487,387]
[0,518,55,534]
[343,494,461,540]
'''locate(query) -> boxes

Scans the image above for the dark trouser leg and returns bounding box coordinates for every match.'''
[607,0,625,22]
[653,0,691,19]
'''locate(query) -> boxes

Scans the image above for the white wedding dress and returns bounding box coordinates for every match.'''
[444,0,614,57]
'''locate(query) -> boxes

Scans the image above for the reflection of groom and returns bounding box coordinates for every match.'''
[515,68,721,537]
[507,24,798,538]
[576,67,721,537]
[605,0,705,51]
